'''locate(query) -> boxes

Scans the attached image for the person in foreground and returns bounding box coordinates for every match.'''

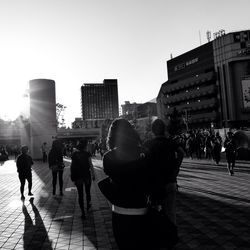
[70,139,96,219]
[48,140,65,195]
[16,145,34,200]
[102,118,150,250]
[144,118,183,250]
[144,118,183,225]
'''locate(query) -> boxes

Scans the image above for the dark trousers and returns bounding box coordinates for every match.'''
[19,172,32,195]
[42,152,47,163]
[112,212,151,250]
[75,180,91,212]
[52,171,63,193]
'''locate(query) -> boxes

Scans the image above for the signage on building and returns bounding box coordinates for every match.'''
[242,78,250,109]
[174,57,199,71]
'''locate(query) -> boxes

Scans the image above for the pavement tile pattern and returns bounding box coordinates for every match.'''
[0,156,249,249]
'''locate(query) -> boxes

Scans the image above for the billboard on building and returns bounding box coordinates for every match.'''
[242,78,250,109]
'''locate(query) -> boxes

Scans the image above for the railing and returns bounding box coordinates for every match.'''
[162,71,215,94]
[164,85,217,104]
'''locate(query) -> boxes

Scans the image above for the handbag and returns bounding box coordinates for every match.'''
[98,177,120,205]
[148,206,179,248]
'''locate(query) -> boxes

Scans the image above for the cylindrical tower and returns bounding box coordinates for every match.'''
[29,79,57,159]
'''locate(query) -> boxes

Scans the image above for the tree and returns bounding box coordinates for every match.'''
[56,103,66,127]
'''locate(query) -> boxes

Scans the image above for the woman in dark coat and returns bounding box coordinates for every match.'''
[102,118,150,250]
[70,139,95,219]
[224,132,237,175]
[48,140,64,195]
[213,132,222,165]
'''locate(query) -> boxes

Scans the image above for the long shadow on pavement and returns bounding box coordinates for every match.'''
[22,198,53,250]
[32,161,98,249]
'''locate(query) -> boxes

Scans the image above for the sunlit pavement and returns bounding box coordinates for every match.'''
[0,156,118,250]
[0,156,249,250]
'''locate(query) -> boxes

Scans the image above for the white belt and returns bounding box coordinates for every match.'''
[112,205,148,215]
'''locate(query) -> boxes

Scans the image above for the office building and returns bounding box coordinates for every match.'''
[81,79,119,120]
[157,30,250,128]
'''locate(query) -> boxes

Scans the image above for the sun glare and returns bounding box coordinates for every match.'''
[0,83,29,121]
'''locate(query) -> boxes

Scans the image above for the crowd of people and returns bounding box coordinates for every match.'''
[8,118,241,249]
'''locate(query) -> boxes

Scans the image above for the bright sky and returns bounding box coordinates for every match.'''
[0,0,249,126]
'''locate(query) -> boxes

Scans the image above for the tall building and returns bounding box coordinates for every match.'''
[157,30,250,128]
[81,79,119,120]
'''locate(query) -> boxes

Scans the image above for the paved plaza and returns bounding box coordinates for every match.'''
[0,156,249,249]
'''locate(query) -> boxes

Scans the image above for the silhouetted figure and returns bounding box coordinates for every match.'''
[48,140,64,195]
[0,146,9,161]
[144,119,183,225]
[16,146,34,200]
[41,142,48,163]
[213,132,222,165]
[224,132,237,175]
[22,198,52,249]
[71,139,96,219]
[205,132,213,159]
[103,118,150,250]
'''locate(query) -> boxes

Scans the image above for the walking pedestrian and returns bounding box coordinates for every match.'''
[213,132,222,165]
[70,139,96,219]
[41,142,48,163]
[48,140,65,195]
[224,131,237,175]
[16,145,34,200]
[102,118,150,250]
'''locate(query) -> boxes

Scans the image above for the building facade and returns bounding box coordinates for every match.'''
[121,101,142,119]
[81,79,119,120]
[29,79,57,159]
[157,30,250,129]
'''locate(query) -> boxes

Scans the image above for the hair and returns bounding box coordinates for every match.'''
[151,118,165,136]
[106,118,141,150]
[77,139,88,151]
[21,145,29,153]
[51,139,63,153]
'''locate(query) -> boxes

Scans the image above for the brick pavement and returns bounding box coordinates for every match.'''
[0,156,117,250]
[0,156,249,249]
[176,158,250,250]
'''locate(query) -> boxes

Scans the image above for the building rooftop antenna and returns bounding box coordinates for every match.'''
[206,30,211,42]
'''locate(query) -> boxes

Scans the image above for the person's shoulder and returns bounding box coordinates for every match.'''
[16,154,22,160]
[103,149,114,160]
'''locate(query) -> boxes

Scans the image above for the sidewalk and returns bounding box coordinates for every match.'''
[0,157,118,250]
[0,156,249,249]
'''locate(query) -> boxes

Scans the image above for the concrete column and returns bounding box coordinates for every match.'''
[29,79,57,159]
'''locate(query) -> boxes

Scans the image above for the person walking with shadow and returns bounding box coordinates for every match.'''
[48,140,65,196]
[16,146,34,200]
[70,139,96,219]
